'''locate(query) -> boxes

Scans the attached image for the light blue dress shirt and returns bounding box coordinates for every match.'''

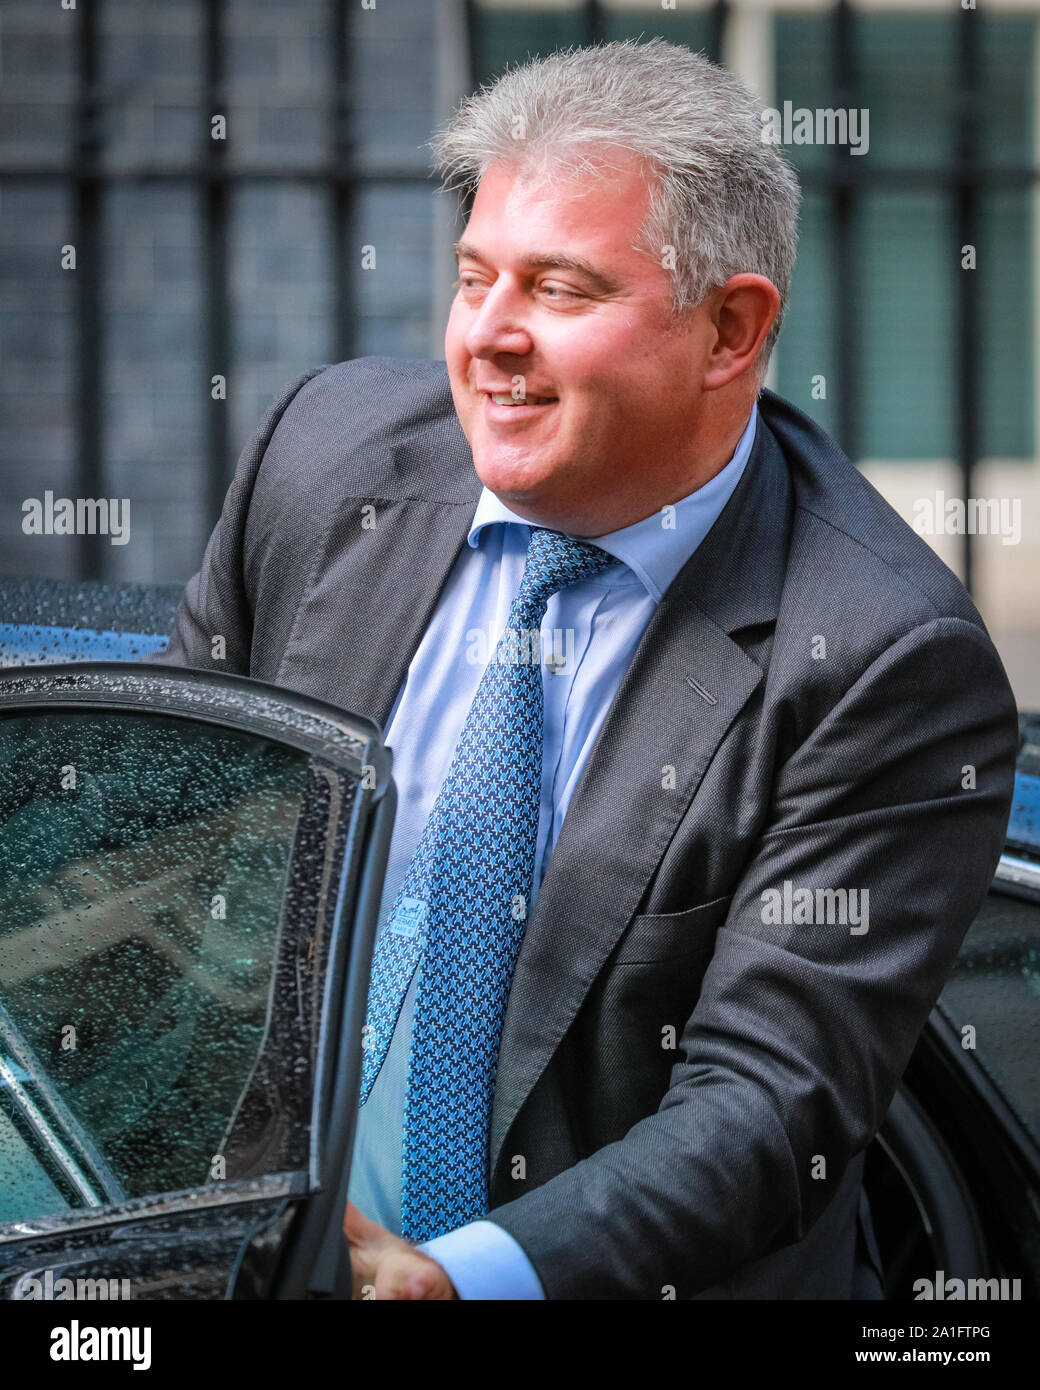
[347,402,759,1298]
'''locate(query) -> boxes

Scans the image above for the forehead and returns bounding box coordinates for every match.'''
[463,155,654,262]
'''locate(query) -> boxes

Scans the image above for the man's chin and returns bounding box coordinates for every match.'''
[472,457,558,510]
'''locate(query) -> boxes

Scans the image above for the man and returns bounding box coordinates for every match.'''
[154,39,1019,1299]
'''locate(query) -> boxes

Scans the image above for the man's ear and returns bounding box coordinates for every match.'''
[701,274,781,391]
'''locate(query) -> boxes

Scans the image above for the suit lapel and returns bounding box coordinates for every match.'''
[489,413,794,1180]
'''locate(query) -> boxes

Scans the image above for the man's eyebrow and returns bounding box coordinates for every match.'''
[453,241,623,295]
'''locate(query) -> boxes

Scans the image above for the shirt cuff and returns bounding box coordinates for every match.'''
[416,1220,546,1300]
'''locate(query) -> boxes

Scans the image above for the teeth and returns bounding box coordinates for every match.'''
[489,392,553,405]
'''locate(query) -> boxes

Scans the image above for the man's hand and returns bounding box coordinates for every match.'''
[344,1201,459,1300]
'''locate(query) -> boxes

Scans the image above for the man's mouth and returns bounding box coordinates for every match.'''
[487,391,556,406]
[481,390,558,421]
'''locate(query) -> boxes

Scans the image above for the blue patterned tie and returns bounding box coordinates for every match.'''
[357,526,616,1242]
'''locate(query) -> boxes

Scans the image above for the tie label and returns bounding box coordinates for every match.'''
[389,895,428,939]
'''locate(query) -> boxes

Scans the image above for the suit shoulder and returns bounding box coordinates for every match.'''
[755,394,1013,757]
[760,389,985,634]
[305,354,456,401]
[258,356,478,504]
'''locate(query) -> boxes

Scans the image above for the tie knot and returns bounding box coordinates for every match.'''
[515,527,616,618]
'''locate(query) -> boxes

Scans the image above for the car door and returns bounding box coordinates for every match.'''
[0,661,395,1300]
[863,715,1040,1299]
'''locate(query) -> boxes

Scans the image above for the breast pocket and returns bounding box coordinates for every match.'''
[611,892,733,964]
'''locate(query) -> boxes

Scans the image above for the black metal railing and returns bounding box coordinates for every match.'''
[1,0,439,581]
[791,0,996,593]
[1,0,1023,593]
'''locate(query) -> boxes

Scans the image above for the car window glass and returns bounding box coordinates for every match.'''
[0,710,309,1222]
[0,1091,70,1223]
[940,887,1040,1145]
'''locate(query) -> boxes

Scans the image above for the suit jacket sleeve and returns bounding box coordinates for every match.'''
[485,614,1019,1299]
[151,366,327,674]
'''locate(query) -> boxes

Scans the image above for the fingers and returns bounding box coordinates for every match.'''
[374,1252,455,1300]
[343,1199,387,1244]
[343,1203,457,1299]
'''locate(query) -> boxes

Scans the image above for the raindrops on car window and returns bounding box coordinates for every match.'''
[0,577,180,668]
[941,893,1040,1147]
[0,711,310,1224]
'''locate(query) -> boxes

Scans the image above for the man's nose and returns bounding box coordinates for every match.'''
[464,280,534,360]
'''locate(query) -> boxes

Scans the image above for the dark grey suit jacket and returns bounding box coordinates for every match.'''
[155,357,1019,1299]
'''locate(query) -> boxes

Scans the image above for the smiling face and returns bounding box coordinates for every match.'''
[444,153,722,536]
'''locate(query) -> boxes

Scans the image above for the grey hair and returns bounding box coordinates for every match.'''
[428,37,801,379]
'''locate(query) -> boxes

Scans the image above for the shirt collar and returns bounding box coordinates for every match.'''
[466,401,759,603]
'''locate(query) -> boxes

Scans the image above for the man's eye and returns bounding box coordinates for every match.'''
[452,275,581,301]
